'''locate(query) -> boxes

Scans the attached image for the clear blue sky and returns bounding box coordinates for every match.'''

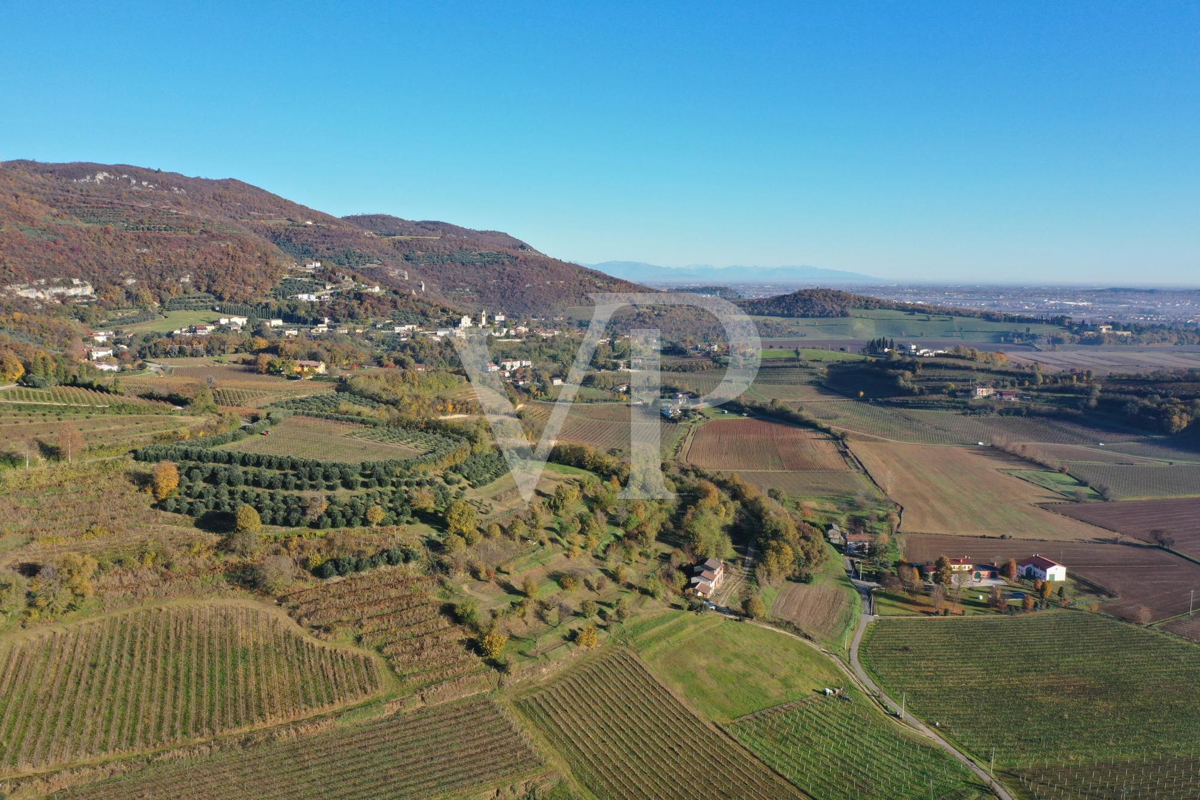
[2,1,1197,283]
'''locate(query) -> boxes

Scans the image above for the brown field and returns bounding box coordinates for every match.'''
[851,442,1111,540]
[1007,346,1200,375]
[683,418,849,471]
[719,470,878,498]
[1163,614,1200,643]
[1052,498,1200,560]
[1023,443,1160,465]
[770,581,855,643]
[905,533,1200,622]
[0,413,204,457]
[219,416,424,463]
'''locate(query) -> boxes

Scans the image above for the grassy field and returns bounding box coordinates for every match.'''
[642,615,844,723]
[516,647,801,798]
[729,690,986,800]
[1066,463,1200,500]
[121,310,219,334]
[851,442,1111,540]
[718,469,879,499]
[219,416,425,463]
[682,417,850,471]
[861,612,1200,797]
[56,698,544,799]
[753,309,1066,342]
[1005,468,1102,500]
[0,602,380,775]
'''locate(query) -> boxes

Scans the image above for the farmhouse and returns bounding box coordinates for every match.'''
[922,557,1000,585]
[689,558,727,599]
[972,386,996,399]
[87,346,115,360]
[826,523,844,546]
[1018,554,1067,582]
[997,390,1019,401]
[844,532,872,554]
[293,359,327,377]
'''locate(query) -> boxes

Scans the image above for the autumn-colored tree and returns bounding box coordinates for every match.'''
[931,584,948,612]
[507,518,528,540]
[444,534,467,554]
[549,482,581,513]
[1039,580,1053,600]
[559,575,579,592]
[481,629,509,660]
[444,499,478,538]
[256,555,295,593]
[486,522,502,539]
[576,625,599,648]
[1022,594,1036,613]
[366,505,385,526]
[410,486,436,513]
[522,576,540,598]
[0,352,25,383]
[302,495,329,522]
[235,504,262,535]
[151,460,180,501]
[1002,558,1018,581]
[57,423,84,463]
[743,593,767,620]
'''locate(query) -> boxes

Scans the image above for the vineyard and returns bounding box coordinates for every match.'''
[219,416,426,463]
[0,413,202,457]
[0,385,168,410]
[861,613,1200,797]
[0,603,380,775]
[851,442,1110,540]
[520,401,681,455]
[282,569,484,690]
[1064,464,1200,500]
[516,648,801,799]
[904,533,1200,622]
[56,698,544,800]
[729,692,983,799]
[0,460,204,561]
[682,418,850,471]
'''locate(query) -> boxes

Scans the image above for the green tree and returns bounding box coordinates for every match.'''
[932,556,953,586]
[235,504,262,535]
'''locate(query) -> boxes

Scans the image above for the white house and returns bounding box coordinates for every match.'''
[267,318,284,328]
[219,316,249,326]
[458,315,473,329]
[1018,555,1067,582]
[89,330,113,343]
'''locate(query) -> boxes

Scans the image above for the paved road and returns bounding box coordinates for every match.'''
[848,608,1014,800]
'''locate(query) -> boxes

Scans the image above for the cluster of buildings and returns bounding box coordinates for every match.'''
[920,554,1068,587]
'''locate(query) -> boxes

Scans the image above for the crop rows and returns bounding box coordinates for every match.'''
[56,698,544,799]
[1065,464,1200,499]
[729,692,978,799]
[861,613,1200,793]
[284,569,483,689]
[221,416,426,463]
[517,648,800,799]
[211,387,271,407]
[684,418,849,471]
[0,386,163,409]
[1018,755,1200,799]
[0,604,379,774]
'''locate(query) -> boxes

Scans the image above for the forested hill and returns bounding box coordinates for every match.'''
[0,160,638,314]
[740,288,1062,324]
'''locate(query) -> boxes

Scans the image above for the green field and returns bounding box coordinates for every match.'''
[755,309,1066,342]
[1005,468,1102,500]
[861,612,1200,797]
[121,309,219,334]
[643,616,845,723]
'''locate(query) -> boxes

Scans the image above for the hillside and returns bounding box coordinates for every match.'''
[0,160,638,313]
[740,287,1058,324]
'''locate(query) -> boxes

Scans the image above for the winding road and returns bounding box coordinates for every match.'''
[846,581,1015,800]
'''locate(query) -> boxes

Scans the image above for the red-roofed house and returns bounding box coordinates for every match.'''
[1018,555,1066,582]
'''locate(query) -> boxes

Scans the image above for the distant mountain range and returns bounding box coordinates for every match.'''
[0,160,638,314]
[587,261,875,285]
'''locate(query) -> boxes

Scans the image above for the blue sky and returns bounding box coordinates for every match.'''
[2,1,1197,283]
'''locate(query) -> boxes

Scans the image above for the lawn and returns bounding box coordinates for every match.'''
[644,616,844,723]
[121,309,219,334]
[1005,468,1102,500]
